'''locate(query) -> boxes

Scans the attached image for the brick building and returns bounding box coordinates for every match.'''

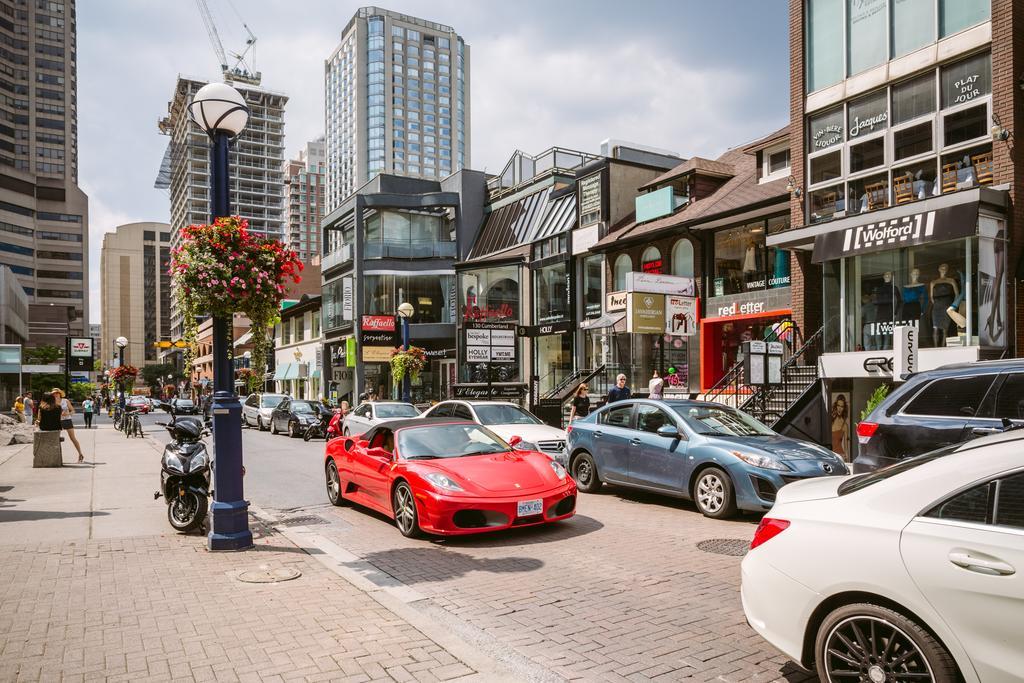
[770,0,1020,459]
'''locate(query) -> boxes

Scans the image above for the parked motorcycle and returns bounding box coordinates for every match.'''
[326,410,344,441]
[154,417,211,533]
[303,409,334,442]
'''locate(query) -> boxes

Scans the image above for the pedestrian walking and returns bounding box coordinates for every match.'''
[607,374,631,403]
[22,391,34,423]
[51,387,84,463]
[82,397,94,429]
[648,370,665,400]
[92,394,102,424]
[12,394,25,423]
[568,384,590,422]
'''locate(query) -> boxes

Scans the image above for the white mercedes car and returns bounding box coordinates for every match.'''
[341,401,420,436]
[420,400,568,465]
[741,431,1024,683]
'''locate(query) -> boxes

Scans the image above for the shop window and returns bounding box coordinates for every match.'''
[892,74,936,125]
[847,0,887,76]
[534,262,569,324]
[460,266,518,322]
[808,106,844,151]
[848,173,889,214]
[893,121,932,161]
[583,254,603,318]
[849,136,885,173]
[810,150,842,184]
[364,274,454,323]
[939,0,990,39]
[892,160,938,203]
[671,240,694,279]
[939,143,992,193]
[640,246,662,274]
[712,221,787,296]
[806,0,844,92]
[892,0,935,57]
[613,254,631,291]
[942,104,987,147]
[810,184,844,222]
[941,52,991,108]
[536,333,573,397]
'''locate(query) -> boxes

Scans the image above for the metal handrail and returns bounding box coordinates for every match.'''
[704,319,804,406]
[541,364,607,402]
[739,323,826,420]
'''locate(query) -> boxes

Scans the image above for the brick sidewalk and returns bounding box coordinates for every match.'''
[0,519,479,683]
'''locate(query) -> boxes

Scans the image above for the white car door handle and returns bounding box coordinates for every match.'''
[948,551,1016,576]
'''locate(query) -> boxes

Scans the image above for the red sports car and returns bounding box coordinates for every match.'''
[323,418,577,537]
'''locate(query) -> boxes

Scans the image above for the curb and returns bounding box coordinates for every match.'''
[248,503,539,683]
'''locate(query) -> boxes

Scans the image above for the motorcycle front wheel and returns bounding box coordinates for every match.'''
[167,491,208,533]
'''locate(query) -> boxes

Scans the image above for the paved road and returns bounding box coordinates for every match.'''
[127,409,809,681]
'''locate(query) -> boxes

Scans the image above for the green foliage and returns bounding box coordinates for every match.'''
[25,344,63,364]
[860,384,890,421]
[93,358,103,372]
[140,363,183,391]
[68,382,97,403]
[29,373,66,396]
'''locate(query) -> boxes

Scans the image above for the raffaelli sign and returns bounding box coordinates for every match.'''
[361,315,395,332]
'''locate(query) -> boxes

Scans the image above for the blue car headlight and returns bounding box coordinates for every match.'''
[731,451,791,472]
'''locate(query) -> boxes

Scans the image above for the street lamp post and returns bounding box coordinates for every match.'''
[114,336,128,406]
[396,302,414,403]
[188,82,253,552]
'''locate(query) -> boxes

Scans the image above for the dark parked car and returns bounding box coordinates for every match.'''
[567,399,846,518]
[855,359,1024,472]
[169,398,198,416]
[270,399,327,438]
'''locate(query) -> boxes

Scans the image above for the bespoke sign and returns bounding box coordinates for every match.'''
[464,324,516,362]
[812,202,979,263]
[625,272,696,296]
[626,293,665,334]
[361,315,395,332]
[606,291,627,312]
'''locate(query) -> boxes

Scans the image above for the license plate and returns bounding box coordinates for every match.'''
[517,499,543,517]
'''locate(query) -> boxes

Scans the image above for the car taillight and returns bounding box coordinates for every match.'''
[856,421,879,444]
[750,517,790,550]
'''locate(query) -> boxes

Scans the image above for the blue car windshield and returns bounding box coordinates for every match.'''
[673,405,775,437]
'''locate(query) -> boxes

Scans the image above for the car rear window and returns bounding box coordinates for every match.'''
[902,375,996,417]
[838,446,960,495]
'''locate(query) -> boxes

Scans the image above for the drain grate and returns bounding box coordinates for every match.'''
[696,538,749,557]
[277,514,329,527]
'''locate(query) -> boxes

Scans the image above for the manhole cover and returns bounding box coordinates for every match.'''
[236,566,302,583]
[696,538,749,557]
[278,515,328,527]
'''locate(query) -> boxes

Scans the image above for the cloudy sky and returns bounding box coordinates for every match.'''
[78,0,790,323]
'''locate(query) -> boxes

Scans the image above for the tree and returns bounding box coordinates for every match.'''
[25,344,63,364]
[93,358,103,372]
[30,373,66,396]
[140,363,184,392]
[68,382,96,403]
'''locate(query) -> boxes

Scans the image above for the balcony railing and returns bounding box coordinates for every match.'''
[322,243,353,271]
[365,240,457,259]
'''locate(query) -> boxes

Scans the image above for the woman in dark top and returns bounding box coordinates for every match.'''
[36,392,63,432]
[568,384,590,422]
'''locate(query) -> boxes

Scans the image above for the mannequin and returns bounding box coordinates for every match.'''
[872,271,901,349]
[946,269,968,329]
[743,240,757,275]
[930,263,959,346]
[901,268,928,324]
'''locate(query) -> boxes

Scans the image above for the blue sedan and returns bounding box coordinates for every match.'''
[566,399,847,518]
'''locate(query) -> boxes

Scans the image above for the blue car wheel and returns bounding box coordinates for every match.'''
[693,467,737,519]
[571,451,602,493]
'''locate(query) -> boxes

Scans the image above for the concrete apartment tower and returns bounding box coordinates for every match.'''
[99,222,172,369]
[324,7,470,212]
[0,0,90,348]
[284,137,326,265]
[156,76,288,339]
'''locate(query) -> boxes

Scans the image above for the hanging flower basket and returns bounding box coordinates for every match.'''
[169,216,302,392]
[390,346,427,389]
[110,364,139,393]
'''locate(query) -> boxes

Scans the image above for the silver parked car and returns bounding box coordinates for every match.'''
[341,401,420,436]
[242,392,289,431]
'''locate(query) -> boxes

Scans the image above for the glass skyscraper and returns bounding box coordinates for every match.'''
[325,7,470,212]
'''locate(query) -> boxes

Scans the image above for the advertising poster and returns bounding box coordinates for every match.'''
[665,296,697,336]
[829,391,851,461]
[626,293,665,334]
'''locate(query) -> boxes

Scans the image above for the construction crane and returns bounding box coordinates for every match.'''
[194,0,261,86]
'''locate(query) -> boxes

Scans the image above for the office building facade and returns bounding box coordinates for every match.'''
[284,137,326,264]
[157,76,288,337]
[0,0,89,348]
[99,222,172,370]
[324,7,470,212]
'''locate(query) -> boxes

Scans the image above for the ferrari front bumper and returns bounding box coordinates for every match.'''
[415,480,578,535]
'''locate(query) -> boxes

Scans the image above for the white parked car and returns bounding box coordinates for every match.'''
[342,401,420,436]
[741,431,1024,683]
[420,400,568,464]
[242,392,289,431]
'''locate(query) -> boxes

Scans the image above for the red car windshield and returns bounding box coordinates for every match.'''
[398,424,510,460]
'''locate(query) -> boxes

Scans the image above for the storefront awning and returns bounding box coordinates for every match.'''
[311,369,321,379]
[272,363,296,381]
[811,201,979,264]
[580,312,625,331]
[233,330,253,348]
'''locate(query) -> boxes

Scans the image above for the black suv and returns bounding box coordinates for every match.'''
[854,359,1024,473]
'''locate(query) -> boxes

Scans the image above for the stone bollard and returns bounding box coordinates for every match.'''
[32,430,63,467]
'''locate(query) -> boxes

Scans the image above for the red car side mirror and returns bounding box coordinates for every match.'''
[508,435,522,448]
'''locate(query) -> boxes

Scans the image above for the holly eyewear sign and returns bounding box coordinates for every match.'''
[811,202,979,263]
[361,315,395,332]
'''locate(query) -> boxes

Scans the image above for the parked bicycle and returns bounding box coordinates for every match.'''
[123,410,144,438]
